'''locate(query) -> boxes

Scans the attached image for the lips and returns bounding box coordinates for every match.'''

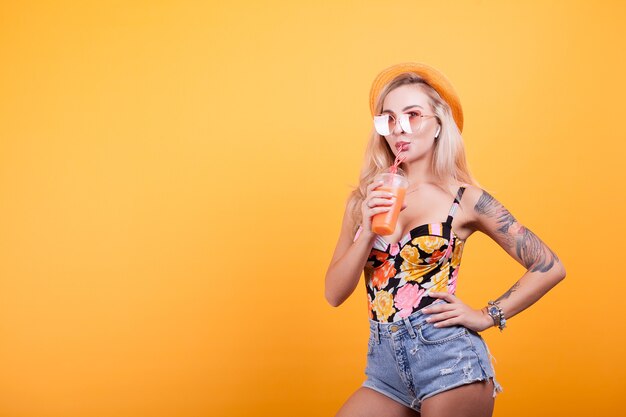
[396,141,410,152]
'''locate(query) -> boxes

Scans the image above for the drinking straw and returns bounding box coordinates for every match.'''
[389,142,409,175]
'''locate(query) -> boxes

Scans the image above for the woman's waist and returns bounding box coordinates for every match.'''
[368,297,448,329]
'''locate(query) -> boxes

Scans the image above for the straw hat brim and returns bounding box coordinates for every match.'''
[369,62,464,133]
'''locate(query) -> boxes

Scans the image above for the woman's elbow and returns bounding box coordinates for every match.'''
[326,297,341,308]
[325,288,343,307]
[553,261,566,281]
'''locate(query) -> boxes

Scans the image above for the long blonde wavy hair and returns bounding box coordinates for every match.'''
[346,73,481,235]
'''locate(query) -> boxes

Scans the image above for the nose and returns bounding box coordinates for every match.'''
[393,118,409,135]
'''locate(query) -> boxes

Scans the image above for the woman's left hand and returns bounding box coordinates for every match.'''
[422,292,493,333]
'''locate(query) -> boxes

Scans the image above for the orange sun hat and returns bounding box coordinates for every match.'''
[369,62,464,133]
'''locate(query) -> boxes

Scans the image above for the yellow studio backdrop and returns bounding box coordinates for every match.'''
[0,1,624,416]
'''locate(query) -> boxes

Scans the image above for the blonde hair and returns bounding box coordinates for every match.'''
[346,73,481,235]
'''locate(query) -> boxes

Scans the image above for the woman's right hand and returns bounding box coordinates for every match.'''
[361,180,407,234]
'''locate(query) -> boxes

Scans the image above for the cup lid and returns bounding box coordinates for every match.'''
[375,168,409,188]
[381,166,406,177]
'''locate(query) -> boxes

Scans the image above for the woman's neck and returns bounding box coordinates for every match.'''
[401,160,437,186]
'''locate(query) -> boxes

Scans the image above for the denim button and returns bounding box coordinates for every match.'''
[390,325,399,332]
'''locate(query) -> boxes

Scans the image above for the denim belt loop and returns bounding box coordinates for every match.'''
[374,322,380,344]
[403,317,416,338]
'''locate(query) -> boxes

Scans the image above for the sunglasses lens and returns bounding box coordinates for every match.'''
[398,114,413,134]
[374,113,423,135]
[374,114,391,135]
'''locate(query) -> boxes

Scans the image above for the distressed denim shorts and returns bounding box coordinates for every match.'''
[362,299,504,413]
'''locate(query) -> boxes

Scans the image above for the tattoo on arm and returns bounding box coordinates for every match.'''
[474,190,560,273]
[474,192,517,245]
[495,280,521,303]
[515,227,561,272]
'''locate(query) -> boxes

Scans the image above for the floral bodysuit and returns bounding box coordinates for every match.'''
[353,186,467,323]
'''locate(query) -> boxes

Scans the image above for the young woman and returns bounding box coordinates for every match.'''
[325,62,566,417]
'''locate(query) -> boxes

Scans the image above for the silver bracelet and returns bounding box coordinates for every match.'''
[487,300,507,332]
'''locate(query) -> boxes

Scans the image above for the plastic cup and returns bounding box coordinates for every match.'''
[371,168,409,236]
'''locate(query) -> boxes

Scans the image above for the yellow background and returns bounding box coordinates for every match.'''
[1,1,624,416]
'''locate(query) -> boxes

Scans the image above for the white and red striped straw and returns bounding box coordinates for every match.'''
[389,142,409,175]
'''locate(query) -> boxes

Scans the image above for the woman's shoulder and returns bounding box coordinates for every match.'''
[455,182,482,198]
[445,181,481,195]
[443,182,485,212]
[446,183,486,236]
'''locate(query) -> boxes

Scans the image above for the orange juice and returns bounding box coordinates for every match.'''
[372,184,407,236]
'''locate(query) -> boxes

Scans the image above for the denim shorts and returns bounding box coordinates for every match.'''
[362,299,504,413]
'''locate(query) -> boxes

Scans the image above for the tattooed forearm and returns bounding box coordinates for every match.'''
[495,280,521,303]
[474,190,560,273]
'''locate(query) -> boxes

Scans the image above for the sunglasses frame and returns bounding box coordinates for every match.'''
[373,112,438,136]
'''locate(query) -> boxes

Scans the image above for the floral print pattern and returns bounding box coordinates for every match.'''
[394,283,426,318]
[451,240,464,269]
[416,236,446,253]
[371,290,395,322]
[369,249,396,289]
[360,186,467,322]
